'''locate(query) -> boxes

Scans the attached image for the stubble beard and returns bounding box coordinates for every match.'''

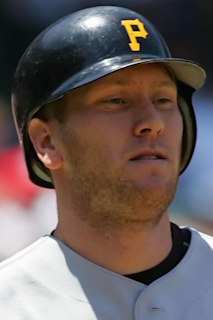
[62,131,178,232]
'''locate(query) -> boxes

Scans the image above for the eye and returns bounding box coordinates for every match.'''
[156,98,172,104]
[153,96,177,110]
[107,97,126,104]
[101,96,130,111]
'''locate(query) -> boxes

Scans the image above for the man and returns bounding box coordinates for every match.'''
[0,6,212,319]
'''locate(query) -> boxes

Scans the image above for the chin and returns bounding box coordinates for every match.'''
[131,174,178,203]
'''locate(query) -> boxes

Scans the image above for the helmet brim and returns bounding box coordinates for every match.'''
[48,56,206,105]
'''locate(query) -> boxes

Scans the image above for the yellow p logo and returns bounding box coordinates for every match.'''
[121,19,148,51]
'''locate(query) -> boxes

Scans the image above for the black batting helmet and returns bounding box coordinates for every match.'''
[11,6,206,188]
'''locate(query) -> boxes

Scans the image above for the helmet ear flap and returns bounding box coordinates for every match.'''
[177,82,197,174]
[26,136,53,188]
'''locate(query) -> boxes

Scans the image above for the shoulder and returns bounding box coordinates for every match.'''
[180,229,213,318]
[180,226,213,266]
[199,231,213,247]
[0,236,53,279]
[187,227,213,248]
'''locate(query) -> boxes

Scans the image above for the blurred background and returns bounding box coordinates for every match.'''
[0,0,212,260]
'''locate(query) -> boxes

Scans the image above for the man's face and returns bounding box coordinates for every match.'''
[53,63,183,229]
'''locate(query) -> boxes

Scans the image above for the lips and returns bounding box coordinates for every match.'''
[130,150,166,161]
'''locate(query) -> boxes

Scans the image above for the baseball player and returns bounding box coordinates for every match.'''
[0,6,213,319]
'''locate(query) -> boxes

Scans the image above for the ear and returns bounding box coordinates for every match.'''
[28,118,63,170]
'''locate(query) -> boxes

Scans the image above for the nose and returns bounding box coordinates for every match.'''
[133,97,165,137]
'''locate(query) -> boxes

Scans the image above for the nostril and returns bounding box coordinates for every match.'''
[133,114,165,137]
[140,128,152,133]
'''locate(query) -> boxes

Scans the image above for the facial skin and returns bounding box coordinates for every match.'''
[31,63,183,232]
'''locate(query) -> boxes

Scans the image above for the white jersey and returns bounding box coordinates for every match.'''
[0,228,213,319]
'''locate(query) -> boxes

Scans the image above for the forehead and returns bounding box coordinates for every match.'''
[97,63,175,85]
[87,63,176,90]
[65,63,176,102]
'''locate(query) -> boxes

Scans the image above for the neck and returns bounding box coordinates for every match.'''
[53,212,172,275]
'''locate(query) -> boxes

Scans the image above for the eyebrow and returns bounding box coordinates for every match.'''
[101,79,177,88]
[152,80,177,88]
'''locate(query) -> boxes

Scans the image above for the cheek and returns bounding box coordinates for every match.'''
[164,111,183,163]
[168,109,183,139]
[169,113,184,166]
[72,113,128,148]
[176,112,184,143]
[61,120,118,167]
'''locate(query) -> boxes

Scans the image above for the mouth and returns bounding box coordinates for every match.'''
[130,151,166,162]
